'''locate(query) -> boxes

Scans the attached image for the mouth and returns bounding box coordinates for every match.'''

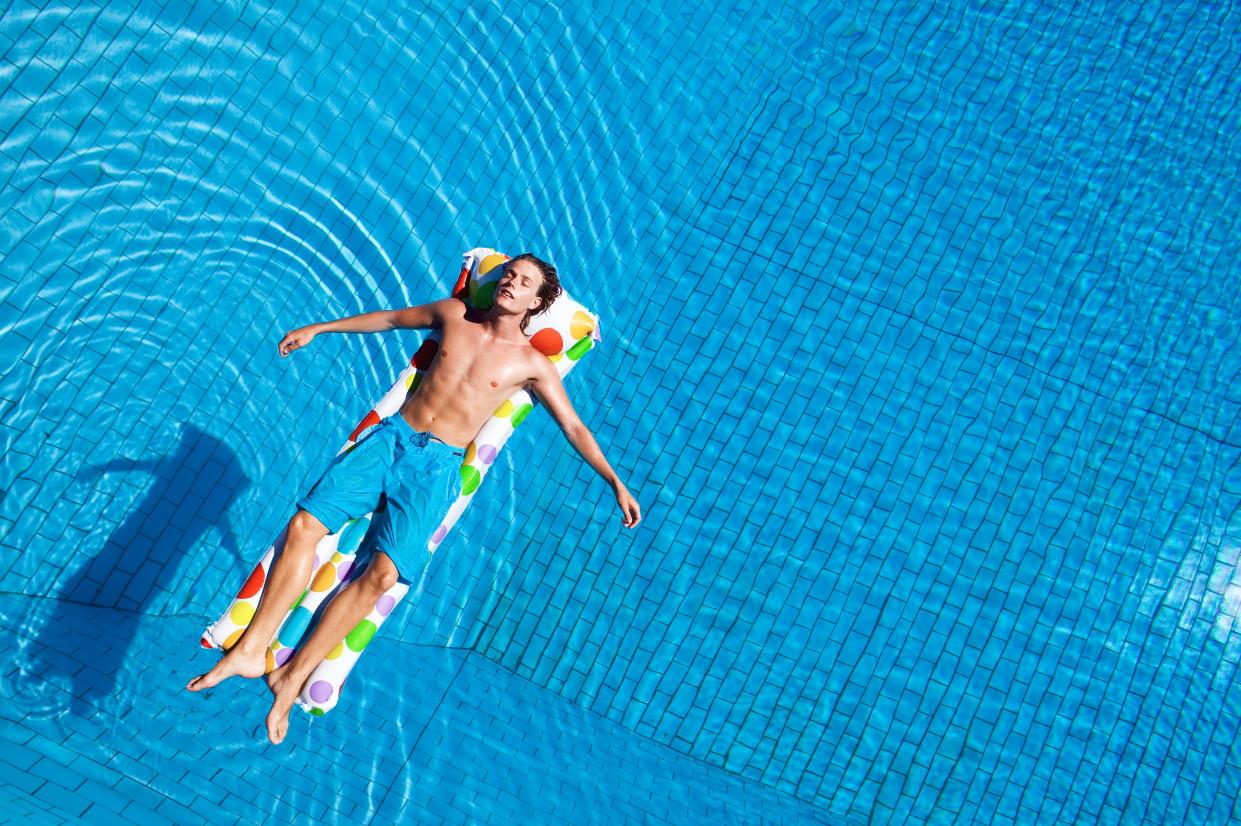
[499,286,514,299]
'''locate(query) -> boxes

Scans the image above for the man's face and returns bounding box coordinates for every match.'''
[495,260,544,313]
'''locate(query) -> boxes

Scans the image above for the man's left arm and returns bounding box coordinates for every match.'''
[529,358,641,529]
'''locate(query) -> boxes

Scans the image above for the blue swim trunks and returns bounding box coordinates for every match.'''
[296,415,464,577]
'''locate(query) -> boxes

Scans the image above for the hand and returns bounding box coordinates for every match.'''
[616,485,641,528]
[278,325,318,357]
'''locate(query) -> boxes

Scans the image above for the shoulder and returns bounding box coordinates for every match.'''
[393,297,466,330]
[438,297,468,319]
[525,345,557,382]
[431,297,469,328]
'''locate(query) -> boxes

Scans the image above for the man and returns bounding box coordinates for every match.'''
[187,253,641,744]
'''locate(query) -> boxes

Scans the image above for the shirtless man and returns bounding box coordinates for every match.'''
[186,253,641,744]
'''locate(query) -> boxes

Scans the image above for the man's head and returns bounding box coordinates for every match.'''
[494,252,561,333]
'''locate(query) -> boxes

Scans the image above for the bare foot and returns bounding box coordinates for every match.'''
[186,646,267,692]
[265,678,301,745]
[264,662,291,696]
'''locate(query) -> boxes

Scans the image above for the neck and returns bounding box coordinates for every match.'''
[479,307,527,340]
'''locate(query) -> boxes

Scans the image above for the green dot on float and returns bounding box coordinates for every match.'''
[310,708,325,717]
[474,280,497,309]
[461,465,481,495]
[346,619,378,652]
[511,403,533,427]
[566,337,592,360]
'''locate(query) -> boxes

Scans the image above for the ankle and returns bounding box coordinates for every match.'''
[273,664,309,689]
[231,637,270,658]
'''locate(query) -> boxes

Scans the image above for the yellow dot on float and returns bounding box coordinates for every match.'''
[465,442,477,464]
[404,372,417,390]
[230,602,255,626]
[548,353,562,363]
[479,253,508,276]
[331,552,343,563]
[312,563,337,592]
[223,628,244,649]
[327,642,344,660]
[570,311,595,340]
[494,400,514,417]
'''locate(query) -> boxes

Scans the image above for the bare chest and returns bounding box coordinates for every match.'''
[432,324,532,393]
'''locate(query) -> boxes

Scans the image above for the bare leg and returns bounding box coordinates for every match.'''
[263,553,399,744]
[187,510,330,692]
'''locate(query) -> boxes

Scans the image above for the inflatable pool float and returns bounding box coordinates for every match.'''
[200,246,601,714]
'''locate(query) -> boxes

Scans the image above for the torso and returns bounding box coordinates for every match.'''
[397,301,542,447]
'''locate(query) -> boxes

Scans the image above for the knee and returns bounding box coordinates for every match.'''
[289,509,327,543]
[361,554,400,593]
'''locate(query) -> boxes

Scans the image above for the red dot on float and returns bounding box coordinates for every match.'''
[349,410,381,443]
[412,339,440,369]
[238,563,265,599]
[530,328,563,356]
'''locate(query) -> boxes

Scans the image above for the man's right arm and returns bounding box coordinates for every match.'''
[322,297,456,334]
[279,298,457,357]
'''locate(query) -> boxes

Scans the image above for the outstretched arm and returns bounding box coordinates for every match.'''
[529,357,641,528]
[278,298,459,357]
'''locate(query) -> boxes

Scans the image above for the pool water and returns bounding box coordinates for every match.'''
[0,0,1238,823]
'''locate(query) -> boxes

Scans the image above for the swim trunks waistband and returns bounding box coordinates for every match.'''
[387,414,466,455]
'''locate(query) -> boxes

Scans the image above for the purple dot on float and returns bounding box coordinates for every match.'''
[431,525,447,543]
[309,680,333,703]
[275,647,292,666]
[478,444,497,464]
[376,594,395,616]
[339,562,354,581]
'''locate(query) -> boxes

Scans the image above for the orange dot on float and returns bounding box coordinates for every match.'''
[530,328,563,356]
[238,563,265,599]
[223,628,244,649]
[312,563,336,592]
[266,649,276,673]
[465,442,477,464]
